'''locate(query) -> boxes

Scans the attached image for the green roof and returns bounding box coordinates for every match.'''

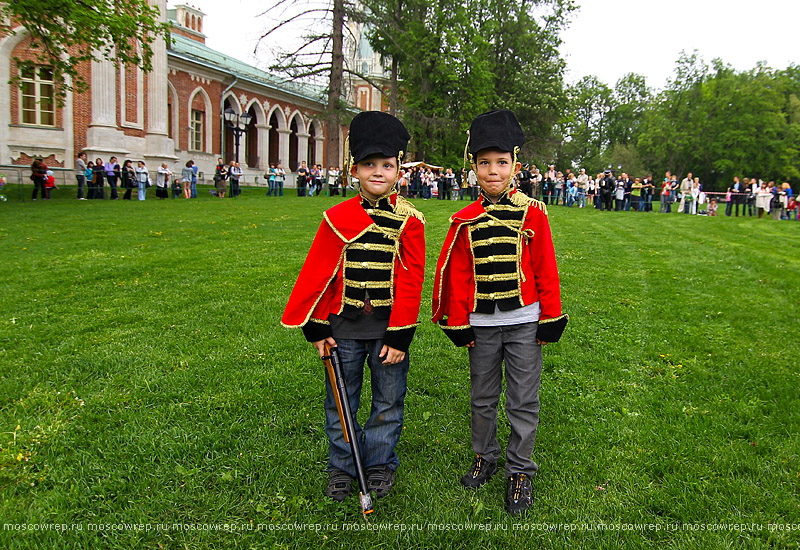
[167,32,328,106]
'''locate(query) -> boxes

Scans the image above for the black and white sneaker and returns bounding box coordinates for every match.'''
[505,473,533,515]
[326,468,353,502]
[460,454,497,488]
[366,465,395,499]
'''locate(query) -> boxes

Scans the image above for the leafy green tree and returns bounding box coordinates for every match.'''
[2,0,169,103]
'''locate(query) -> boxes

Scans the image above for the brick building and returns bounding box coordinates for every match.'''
[0,1,342,182]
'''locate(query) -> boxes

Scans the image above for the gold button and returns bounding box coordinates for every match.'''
[364,243,370,249]
[489,275,494,280]
[367,209,373,214]
[488,256,494,261]
[490,293,495,298]
[488,220,495,226]
[362,262,367,267]
[489,238,494,243]
[360,282,366,287]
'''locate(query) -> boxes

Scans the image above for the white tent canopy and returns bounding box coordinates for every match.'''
[401,161,443,172]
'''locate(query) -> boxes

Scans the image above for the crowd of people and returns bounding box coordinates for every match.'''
[25,154,799,220]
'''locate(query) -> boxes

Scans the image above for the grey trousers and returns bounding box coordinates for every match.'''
[468,322,542,477]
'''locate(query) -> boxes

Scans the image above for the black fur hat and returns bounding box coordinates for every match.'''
[348,111,410,163]
[468,110,525,156]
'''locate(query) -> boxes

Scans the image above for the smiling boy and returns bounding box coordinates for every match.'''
[282,111,425,502]
[432,110,568,515]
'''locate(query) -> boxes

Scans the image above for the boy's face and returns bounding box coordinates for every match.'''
[474,149,520,199]
[351,155,398,201]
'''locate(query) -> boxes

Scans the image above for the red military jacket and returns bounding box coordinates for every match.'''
[282,192,426,352]
[432,188,567,346]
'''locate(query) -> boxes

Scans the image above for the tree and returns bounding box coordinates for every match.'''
[258,0,359,179]
[2,0,169,104]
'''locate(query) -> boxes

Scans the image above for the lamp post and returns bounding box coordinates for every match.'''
[223,108,253,164]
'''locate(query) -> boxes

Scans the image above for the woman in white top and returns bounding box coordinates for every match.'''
[690,178,701,214]
[135,161,149,201]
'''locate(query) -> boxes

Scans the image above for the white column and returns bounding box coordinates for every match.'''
[314,137,324,168]
[144,0,176,164]
[90,54,117,128]
[256,123,270,170]
[297,132,310,167]
[147,0,168,135]
[277,128,292,185]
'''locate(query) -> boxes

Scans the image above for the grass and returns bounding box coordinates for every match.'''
[1,188,799,549]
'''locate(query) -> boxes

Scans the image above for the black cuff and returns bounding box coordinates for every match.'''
[382,326,417,353]
[536,314,568,343]
[439,321,476,347]
[302,319,332,342]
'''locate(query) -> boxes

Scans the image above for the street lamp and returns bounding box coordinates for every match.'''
[223,108,253,164]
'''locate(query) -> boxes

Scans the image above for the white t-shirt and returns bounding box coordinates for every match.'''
[469,301,541,327]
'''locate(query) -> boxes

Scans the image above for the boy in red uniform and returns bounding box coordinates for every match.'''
[282,111,426,502]
[432,110,568,515]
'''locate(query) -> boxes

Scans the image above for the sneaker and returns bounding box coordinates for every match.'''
[326,468,353,502]
[366,465,395,499]
[505,473,533,515]
[460,454,497,488]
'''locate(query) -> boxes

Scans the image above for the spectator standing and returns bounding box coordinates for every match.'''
[726,176,742,217]
[586,176,596,207]
[121,159,136,200]
[275,163,286,196]
[327,165,339,196]
[599,170,615,211]
[679,172,693,213]
[690,178,701,214]
[296,161,309,197]
[91,158,105,199]
[85,161,95,199]
[468,168,479,201]
[191,161,198,199]
[660,178,672,213]
[266,163,276,196]
[745,178,758,216]
[135,161,149,201]
[181,161,194,199]
[554,172,564,205]
[75,152,87,200]
[105,156,120,200]
[631,178,642,211]
[756,181,771,218]
[30,158,48,200]
[229,161,243,197]
[576,168,588,207]
[155,163,171,199]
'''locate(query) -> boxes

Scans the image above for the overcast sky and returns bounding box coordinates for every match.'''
[178,0,800,90]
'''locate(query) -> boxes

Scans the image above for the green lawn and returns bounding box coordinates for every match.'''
[1,189,799,549]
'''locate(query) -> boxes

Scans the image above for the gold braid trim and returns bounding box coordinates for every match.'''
[472,236,519,247]
[510,190,548,215]
[474,273,518,282]
[386,323,420,331]
[343,280,392,289]
[441,324,471,330]
[348,242,396,253]
[343,297,393,308]
[474,254,518,265]
[476,289,521,300]
[394,195,427,225]
[539,313,570,324]
[344,260,394,270]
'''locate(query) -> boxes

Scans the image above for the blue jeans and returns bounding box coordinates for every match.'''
[267,180,275,196]
[138,181,146,201]
[577,191,585,208]
[324,338,409,476]
[190,182,197,198]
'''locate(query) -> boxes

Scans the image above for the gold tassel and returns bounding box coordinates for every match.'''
[462,130,471,175]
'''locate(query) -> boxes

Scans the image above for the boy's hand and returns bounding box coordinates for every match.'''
[379,345,405,365]
[537,339,548,346]
[465,341,475,348]
[312,337,337,358]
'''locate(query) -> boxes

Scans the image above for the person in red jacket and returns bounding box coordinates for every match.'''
[432,110,568,515]
[282,111,425,502]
